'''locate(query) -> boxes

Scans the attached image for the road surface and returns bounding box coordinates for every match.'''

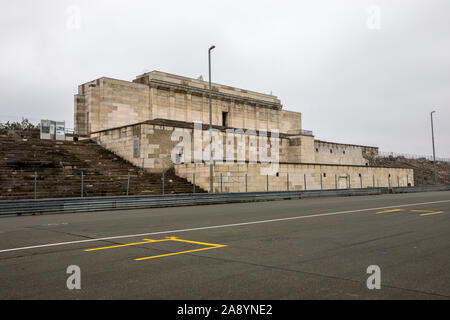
[0,191,449,299]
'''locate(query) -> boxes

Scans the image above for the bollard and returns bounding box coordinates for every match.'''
[193,173,196,194]
[81,171,84,198]
[162,171,165,195]
[126,172,130,196]
[34,171,37,200]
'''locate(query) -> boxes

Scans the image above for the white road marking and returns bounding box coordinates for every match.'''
[0,199,449,254]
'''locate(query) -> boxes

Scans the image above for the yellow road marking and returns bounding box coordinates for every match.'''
[84,236,227,261]
[376,209,404,214]
[410,210,433,213]
[84,238,171,252]
[420,211,443,216]
[135,244,226,261]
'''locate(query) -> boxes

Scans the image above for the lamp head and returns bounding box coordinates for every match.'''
[209,45,216,51]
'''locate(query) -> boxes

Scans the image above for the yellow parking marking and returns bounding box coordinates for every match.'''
[135,244,226,261]
[84,236,227,261]
[420,211,443,216]
[376,209,404,214]
[84,238,172,252]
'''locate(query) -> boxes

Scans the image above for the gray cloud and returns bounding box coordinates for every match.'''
[0,0,448,157]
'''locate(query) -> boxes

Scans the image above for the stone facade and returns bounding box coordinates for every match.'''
[75,71,301,136]
[175,162,413,193]
[78,70,413,192]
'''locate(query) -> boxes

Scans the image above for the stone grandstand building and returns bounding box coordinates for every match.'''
[74,71,413,192]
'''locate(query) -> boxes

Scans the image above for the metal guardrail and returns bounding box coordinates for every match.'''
[0,186,448,216]
[0,188,385,216]
[391,185,450,193]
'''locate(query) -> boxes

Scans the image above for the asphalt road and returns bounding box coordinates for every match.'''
[0,191,449,299]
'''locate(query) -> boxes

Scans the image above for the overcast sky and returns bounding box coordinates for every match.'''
[0,0,448,157]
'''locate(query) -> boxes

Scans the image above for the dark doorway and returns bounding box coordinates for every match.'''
[222,112,228,127]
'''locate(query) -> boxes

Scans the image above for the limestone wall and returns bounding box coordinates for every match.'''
[75,78,150,135]
[314,140,378,166]
[175,162,414,193]
[92,121,293,173]
[75,71,303,136]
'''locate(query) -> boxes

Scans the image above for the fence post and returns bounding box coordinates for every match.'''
[193,173,196,194]
[162,171,165,195]
[220,173,223,193]
[126,172,130,196]
[287,173,289,191]
[34,171,37,200]
[266,174,269,192]
[81,171,84,198]
[245,173,248,193]
[304,173,307,190]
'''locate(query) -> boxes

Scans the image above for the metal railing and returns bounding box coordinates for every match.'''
[1,185,449,216]
[0,187,386,216]
[379,151,450,163]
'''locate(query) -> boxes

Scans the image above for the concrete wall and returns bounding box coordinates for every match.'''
[175,162,414,193]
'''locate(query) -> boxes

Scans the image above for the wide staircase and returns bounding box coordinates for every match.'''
[0,131,205,200]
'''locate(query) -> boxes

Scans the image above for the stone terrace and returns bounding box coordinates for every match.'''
[0,132,204,200]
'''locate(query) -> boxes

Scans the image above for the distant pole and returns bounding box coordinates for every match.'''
[220,173,223,193]
[304,173,306,190]
[208,45,216,193]
[126,172,130,196]
[406,175,409,186]
[320,173,323,190]
[193,173,196,194]
[373,174,375,188]
[360,174,362,188]
[245,173,248,192]
[335,174,337,189]
[348,174,351,189]
[430,111,437,184]
[34,171,37,200]
[81,171,84,198]
[162,171,165,195]
[287,173,289,191]
[397,176,400,187]
[266,174,269,192]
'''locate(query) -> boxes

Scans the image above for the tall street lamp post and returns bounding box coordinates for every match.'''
[430,110,437,184]
[208,45,215,193]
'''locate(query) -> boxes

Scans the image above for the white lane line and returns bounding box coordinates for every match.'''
[0,199,449,254]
